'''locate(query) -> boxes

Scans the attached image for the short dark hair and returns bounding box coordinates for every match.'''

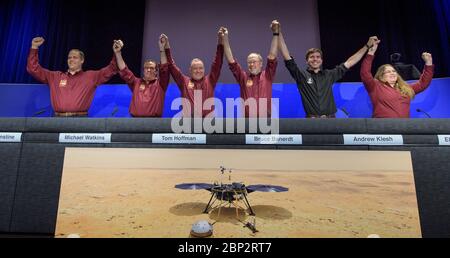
[144,59,157,66]
[143,60,159,71]
[305,48,323,60]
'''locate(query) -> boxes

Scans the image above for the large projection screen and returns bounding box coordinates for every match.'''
[56,148,421,238]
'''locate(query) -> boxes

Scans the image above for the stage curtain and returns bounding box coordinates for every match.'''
[433,0,450,76]
[318,0,450,81]
[0,0,145,83]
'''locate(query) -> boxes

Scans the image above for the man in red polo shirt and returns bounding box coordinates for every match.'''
[26,37,118,117]
[221,21,280,118]
[163,30,224,118]
[113,35,170,117]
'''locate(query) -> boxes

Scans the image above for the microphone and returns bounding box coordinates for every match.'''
[111,107,119,117]
[416,109,431,118]
[338,107,350,118]
[32,109,47,117]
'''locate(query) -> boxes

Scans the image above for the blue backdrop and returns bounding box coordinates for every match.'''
[1,79,449,118]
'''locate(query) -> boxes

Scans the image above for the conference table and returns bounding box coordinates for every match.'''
[0,118,449,237]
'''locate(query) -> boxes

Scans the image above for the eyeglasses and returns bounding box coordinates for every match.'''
[248,62,262,66]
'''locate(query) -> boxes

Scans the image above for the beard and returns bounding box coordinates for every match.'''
[249,68,261,75]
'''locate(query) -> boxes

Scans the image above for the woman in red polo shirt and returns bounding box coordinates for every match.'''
[360,37,434,118]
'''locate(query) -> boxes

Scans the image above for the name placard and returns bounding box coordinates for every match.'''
[438,135,450,145]
[0,132,22,143]
[152,134,206,144]
[246,135,302,145]
[344,134,404,145]
[59,133,112,144]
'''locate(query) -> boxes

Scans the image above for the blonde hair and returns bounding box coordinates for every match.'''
[375,64,415,99]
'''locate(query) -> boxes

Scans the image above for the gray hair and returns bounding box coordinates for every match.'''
[248,53,263,62]
[190,58,204,67]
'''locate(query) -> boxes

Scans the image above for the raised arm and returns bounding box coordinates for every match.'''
[278,27,292,61]
[268,20,279,60]
[360,39,380,91]
[26,37,52,83]
[159,34,168,65]
[221,27,235,64]
[163,35,188,89]
[208,28,225,86]
[277,23,303,83]
[222,27,246,83]
[113,39,138,87]
[410,52,435,94]
[93,42,119,85]
[31,37,45,50]
[344,36,379,69]
[159,34,170,90]
[113,40,126,70]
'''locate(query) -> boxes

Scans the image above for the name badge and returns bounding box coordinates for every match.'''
[59,79,67,87]
[438,135,450,145]
[152,134,206,144]
[59,133,112,144]
[0,132,22,142]
[344,134,404,145]
[246,79,254,87]
[246,135,302,145]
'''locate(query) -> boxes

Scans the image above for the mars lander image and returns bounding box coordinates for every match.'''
[176,166,289,236]
[176,166,289,216]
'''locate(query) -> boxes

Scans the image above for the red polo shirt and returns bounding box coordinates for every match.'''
[119,64,169,117]
[361,54,434,118]
[27,48,118,113]
[229,58,277,117]
[166,45,224,118]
